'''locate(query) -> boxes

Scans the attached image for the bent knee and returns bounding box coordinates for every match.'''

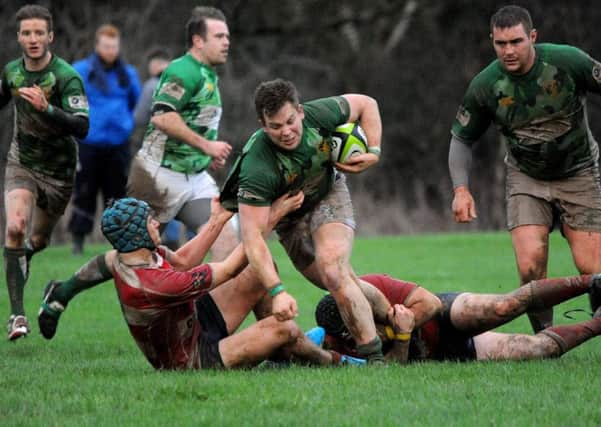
[6,218,27,241]
[269,319,301,343]
[315,260,349,292]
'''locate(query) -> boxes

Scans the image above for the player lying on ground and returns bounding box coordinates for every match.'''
[315,273,601,363]
[60,193,364,369]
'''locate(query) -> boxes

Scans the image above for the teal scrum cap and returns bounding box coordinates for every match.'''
[101,198,156,253]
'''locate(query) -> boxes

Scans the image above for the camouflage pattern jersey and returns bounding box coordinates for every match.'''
[220,96,350,218]
[0,55,88,181]
[140,52,221,174]
[452,43,601,180]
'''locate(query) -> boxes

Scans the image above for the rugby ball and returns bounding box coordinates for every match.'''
[330,122,368,163]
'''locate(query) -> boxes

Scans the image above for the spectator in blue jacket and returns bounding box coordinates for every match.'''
[69,24,141,255]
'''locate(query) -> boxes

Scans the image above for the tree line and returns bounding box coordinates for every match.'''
[1,0,600,239]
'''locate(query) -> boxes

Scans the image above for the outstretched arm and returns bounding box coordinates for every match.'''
[165,197,233,271]
[209,192,305,294]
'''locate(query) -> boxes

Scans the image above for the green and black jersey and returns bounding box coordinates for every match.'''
[220,96,350,217]
[0,54,88,181]
[141,52,221,174]
[452,43,601,180]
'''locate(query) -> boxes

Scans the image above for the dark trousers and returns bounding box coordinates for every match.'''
[68,142,130,235]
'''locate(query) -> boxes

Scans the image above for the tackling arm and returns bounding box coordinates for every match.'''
[166,197,233,271]
[238,201,298,321]
[209,192,305,292]
[403,287,442,328]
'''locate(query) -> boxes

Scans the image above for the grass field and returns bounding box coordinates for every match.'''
[1,232,600,426]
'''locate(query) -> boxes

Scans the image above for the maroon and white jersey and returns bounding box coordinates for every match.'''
[112,247,213,370]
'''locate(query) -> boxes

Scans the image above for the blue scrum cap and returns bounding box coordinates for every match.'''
[100,197,156,253]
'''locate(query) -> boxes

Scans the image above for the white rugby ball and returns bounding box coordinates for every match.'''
[330,122,368,163]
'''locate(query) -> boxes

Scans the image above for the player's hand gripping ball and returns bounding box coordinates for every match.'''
[330,122,368,164]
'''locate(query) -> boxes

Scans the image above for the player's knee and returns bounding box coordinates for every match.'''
[272,319,301,344]
[517,262,546,284]
[571,255,596,275]
[315,258,347,292]
[5,217,27,242]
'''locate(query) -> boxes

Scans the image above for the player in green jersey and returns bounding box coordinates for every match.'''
[220,78,387,363]
[37,6,238,341]
[0,5,89,340]
[448,5,601,332]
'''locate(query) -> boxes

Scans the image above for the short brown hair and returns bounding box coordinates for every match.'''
[95,24,120,42]
[490,5,533,34]
[186,6,226,48]
[16,4,53,33]
[254,79,300,121]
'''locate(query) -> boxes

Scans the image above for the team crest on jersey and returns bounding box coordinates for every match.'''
[499,96,515,107]
[203,82,214,95]
[285,172,299,185]
[318,139,331,155]
[593,61,601,83]
[68,95,88,109]
[159,82,185,100]
[456,105,471,127]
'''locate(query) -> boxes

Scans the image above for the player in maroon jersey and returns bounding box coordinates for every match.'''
[76,192,363,370]
[316,273,601,362]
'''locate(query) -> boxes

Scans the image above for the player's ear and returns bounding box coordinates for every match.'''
[297,104,304,119]
[192,33,203,49]
[48,31,54,43]
[529,28,537,43]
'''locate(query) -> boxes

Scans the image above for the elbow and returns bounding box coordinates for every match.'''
[427,295,443,318]
[75,117,89,139]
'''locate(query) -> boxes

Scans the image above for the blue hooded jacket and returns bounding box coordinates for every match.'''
[74,54,141,146]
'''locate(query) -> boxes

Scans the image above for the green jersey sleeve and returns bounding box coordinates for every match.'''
[451,73,495,143]
[152,62,195,113]
[237,134,282,207]
[303,96,350,130]
[549,45,601,96]
[58,75,88,116]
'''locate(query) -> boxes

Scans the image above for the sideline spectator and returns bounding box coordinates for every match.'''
[68,24,141,255]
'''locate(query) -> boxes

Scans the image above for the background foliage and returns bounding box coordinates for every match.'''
[1,0,600,238]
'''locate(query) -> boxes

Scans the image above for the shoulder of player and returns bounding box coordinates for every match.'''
[536,43,589,68]
[241,130,277,161]
[48,55,85,80]
[164,54,208,80]
[302,96,344,114]
[3,57,23,72]
[468,59,504,89]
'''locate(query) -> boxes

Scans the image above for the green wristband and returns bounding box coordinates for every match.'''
[46,104,54,115]
[368,146,381,157]
[269,284,285,297]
